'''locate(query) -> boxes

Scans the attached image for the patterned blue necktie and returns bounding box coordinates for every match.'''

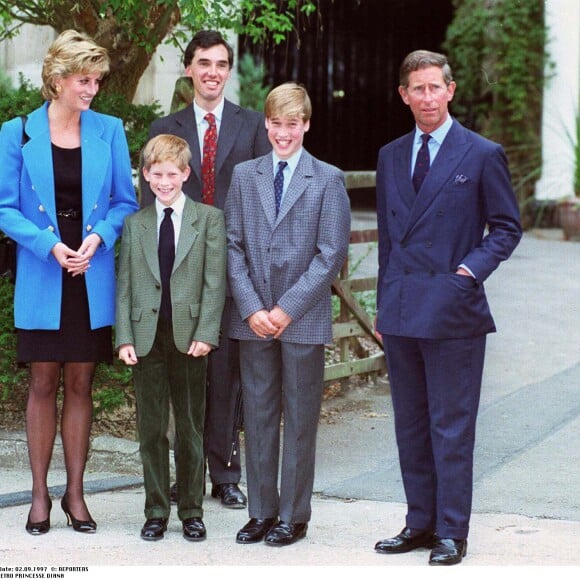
[274,161,288,215]
[412,133,431,193]
[158,207,175,320]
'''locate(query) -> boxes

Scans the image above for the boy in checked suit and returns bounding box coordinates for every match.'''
[225,82,351,547]
[116,135,226,542]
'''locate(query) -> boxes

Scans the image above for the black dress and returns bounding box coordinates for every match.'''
[16,145,112,363]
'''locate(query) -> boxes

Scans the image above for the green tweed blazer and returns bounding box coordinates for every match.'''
[115,196,226,356]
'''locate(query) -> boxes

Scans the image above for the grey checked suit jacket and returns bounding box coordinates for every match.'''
[225,150,351,344]
[142,99,271,210]
[115,197,226,356]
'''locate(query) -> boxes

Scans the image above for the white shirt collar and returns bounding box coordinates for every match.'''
[193,98,225,126]
[415,114,453,145]
[273,148,303,174]
[155,192,186,219]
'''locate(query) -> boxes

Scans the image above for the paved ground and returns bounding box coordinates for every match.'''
[0,226,579,577]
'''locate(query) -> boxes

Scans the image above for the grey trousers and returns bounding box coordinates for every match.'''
[239,340,325,523]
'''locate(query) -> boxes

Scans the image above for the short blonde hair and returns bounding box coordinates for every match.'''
[41,30,110,101]
[264,82,312,122]
[142,134,192,171]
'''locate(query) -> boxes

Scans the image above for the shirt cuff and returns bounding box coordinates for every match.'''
[458,263,476,279]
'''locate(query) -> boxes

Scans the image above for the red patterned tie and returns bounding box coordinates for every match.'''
[202,112,217,205]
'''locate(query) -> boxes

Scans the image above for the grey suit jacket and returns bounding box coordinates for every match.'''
[225,150,351,344]
[142,99,271,209]
[115,197,226,356]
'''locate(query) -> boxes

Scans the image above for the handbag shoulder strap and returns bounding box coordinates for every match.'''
[21,115,29,147]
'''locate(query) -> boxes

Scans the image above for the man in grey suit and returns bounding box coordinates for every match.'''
[225,82,351,547]
[142,30,271,509]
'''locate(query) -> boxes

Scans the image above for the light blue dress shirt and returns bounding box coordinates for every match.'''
[410,114,453,175]
[272,148,303,204]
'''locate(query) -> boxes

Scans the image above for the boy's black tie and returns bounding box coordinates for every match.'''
[159,207,175,320]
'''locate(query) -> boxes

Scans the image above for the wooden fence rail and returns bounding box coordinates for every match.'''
[324,171,386,383]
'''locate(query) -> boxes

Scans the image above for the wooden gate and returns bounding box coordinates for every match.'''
[324,171,386,383]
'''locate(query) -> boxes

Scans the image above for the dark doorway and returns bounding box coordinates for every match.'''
[240,0,454,174]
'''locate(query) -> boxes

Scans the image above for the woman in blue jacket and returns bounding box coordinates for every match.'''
[0,30,138,535]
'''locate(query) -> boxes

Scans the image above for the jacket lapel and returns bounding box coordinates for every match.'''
[215,100,242,175]
[275,150,312,226]
[403,121,471,237]
[173,107,201,184]
[256,154,277,228]
[174,198,199,271]
[137,205,161,282]
[393,132,416,211]
[22,104,57,219]
[80,110,110,227]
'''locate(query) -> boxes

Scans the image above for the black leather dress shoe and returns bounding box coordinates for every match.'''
[236,518,278,544]
[264,521,307,547]
[211,483,247,509]
[140,518,168,541]
[182,517,206,542]
[375,527,434,554]
[429,537,467,566]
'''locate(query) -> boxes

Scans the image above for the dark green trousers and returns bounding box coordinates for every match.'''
[133,318,206,520]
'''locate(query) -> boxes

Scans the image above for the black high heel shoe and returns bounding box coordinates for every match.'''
[25,498,52,535]
[61,495,97,533]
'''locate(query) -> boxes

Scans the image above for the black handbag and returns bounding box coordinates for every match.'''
[0,115,29,282]
[0,235,17,280]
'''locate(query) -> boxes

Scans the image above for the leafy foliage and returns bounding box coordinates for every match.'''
[0,75,43,120]
[0,278,26,402]
[0,1,318,100]
[443,0,549,214]
[238,53,271,112]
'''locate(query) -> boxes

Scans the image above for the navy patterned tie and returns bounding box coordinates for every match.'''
[274,161,288,215]
[412,133,431,193]
[159,207,175,320]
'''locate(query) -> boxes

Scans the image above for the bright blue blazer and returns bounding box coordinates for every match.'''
[0,102,139,330]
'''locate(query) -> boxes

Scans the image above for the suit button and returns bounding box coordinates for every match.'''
[86,225,93,232]
[426,241,433,248]
[155,284,161,290]
[152,308,158,313]
[48,225,55,232]
[38,204,45,212]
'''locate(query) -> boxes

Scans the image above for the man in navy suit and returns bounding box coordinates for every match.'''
[142,30,271,510]
[374,50,522,565]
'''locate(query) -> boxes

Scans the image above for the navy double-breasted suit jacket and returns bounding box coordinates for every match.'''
[375,119,522,339]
